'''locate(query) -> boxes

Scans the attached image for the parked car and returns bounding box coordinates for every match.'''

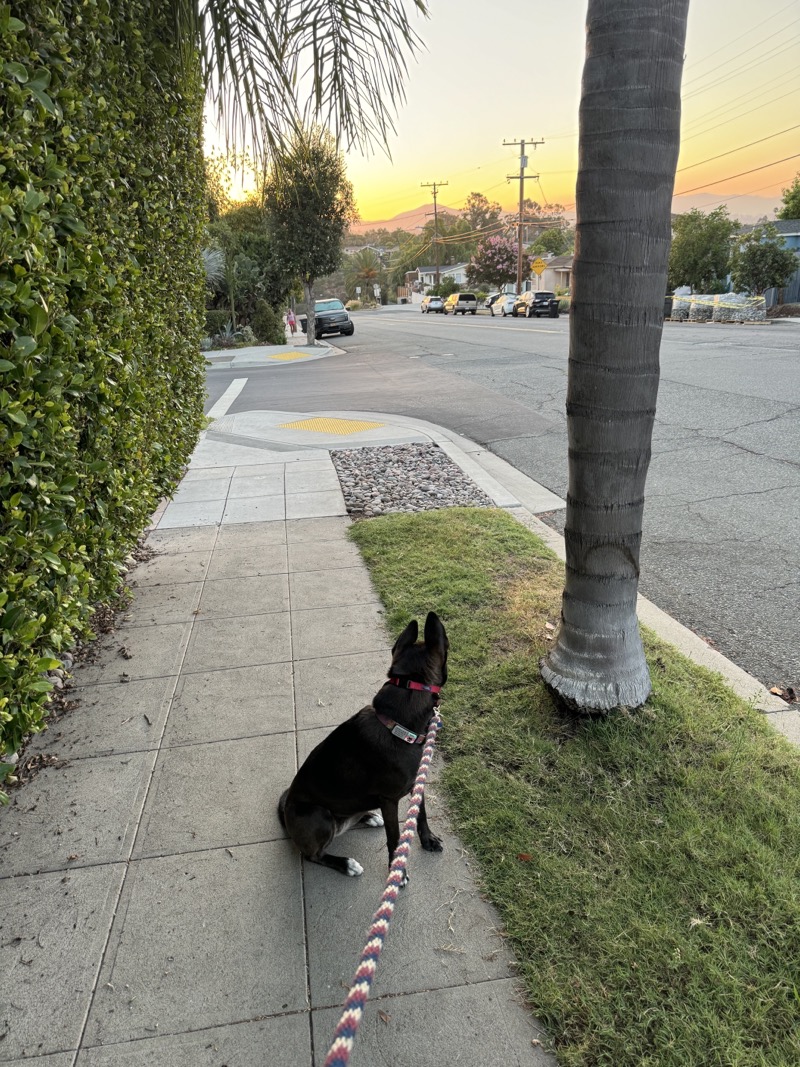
[443,292,478,315]
[493,294,518,317]
[511,291,560,318]
[299,298,355,337]
[421,294,445,314]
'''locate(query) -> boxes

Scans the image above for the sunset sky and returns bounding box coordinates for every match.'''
[340,0,800,225]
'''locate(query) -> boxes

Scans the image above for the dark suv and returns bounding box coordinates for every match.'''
[512,291,560,318]
[299,298,355,337]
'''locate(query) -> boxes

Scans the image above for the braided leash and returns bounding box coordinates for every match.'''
[323,713,443,1067]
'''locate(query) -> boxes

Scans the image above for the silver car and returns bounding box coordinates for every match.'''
[493,294,518,317]
[421,295,445,314]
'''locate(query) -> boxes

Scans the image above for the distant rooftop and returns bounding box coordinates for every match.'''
[737,219,800,236]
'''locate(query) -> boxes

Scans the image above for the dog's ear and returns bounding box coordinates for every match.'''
[392,619,418,656]
[424,612,448,660]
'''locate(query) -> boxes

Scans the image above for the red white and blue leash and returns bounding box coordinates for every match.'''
[323,712,443,1067]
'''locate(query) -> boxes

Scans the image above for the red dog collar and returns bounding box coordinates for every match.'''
[388,676,442,695]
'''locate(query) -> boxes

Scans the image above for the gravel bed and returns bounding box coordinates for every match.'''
[331,443,494,517]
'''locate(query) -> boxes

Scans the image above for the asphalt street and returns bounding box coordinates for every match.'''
[204,305,800,691]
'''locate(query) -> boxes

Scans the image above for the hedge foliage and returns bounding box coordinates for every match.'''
[0,1,206,759]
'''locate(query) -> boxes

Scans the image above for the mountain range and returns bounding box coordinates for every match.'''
[349,193,785,235]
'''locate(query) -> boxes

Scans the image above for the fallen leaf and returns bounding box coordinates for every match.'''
[378,1010,391,1025]
[770,686,797,703]
[517,853,532,863]
[545,622,555,632]
[67,854,79,862]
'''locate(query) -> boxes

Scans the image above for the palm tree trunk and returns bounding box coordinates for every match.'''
[304,280,316,346]
[540,0,689,711]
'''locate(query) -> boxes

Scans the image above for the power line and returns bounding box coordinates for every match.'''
[698,174,796,211]
[674,153,800,196]
[682,15,800,87]
[677,124,800,174]
[682,67,800,133]
[683,0,796,74]
[681,82,800,144]
[683,36,800,101]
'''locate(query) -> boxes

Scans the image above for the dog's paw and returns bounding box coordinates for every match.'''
[361,811,384,828]
[345,858,364,877]
[420,832,444,853]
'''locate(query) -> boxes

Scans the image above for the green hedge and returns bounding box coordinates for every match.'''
[0,2,206,763]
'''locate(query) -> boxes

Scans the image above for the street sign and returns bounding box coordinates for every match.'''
[531,257,546,276]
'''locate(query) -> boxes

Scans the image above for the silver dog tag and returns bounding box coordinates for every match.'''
[391,724,418,744]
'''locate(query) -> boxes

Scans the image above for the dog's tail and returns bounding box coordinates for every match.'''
[277,788,289,831]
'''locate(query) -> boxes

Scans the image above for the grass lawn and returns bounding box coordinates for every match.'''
[349,508,800,1067]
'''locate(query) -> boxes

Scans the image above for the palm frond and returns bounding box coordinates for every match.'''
[171,1,428,156]
[202,247,226,288]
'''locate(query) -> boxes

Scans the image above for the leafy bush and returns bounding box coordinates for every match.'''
[252,300,286,344]
[0,1,206,765]
[205,310,231,337]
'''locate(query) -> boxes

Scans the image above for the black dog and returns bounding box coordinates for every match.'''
[278,612,448,881]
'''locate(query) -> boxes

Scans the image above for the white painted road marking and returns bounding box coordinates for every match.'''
[207,377,248,419]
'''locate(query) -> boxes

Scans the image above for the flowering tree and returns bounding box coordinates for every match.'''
[466,234,518,290]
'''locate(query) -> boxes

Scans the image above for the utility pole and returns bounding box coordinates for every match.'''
[503,138,544,293]
[421,180,448,286]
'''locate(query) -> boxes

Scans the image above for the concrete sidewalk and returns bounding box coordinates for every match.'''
[0,421,556,1066]
[2,404,796,1067]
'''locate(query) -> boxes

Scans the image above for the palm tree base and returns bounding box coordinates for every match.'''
[540,629,652,712]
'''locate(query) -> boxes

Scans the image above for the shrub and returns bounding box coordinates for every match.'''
[0,1,206,767]
[252,300,286,344]
[205,309,231,337]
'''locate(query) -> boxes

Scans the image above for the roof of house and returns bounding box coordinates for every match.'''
[736,219,800,237]
[343,244,391,255]
[544,254,574,269]
[416,263,469,275]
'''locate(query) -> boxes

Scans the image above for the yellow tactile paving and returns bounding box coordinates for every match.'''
[278,417,386,436]
[269,352,314,361]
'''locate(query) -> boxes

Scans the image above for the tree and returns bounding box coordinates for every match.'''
[388,234,429,288]
[344,248,385,301]
[205,197,292,329]
[776,172,800,220]
[173,1,428,156]
[540,0,690,712]
[529,226,575,257]
[667,207,737,292]
[461,192,503,234]
[730,223,800,295]
[466,235,518,290]
[265,128,356,344]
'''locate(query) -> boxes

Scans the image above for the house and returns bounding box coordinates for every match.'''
[736,219,800,251]
[732,219,800,305]
[519,253,573,294]
[411,262,470,293]
[342,244,392,264]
